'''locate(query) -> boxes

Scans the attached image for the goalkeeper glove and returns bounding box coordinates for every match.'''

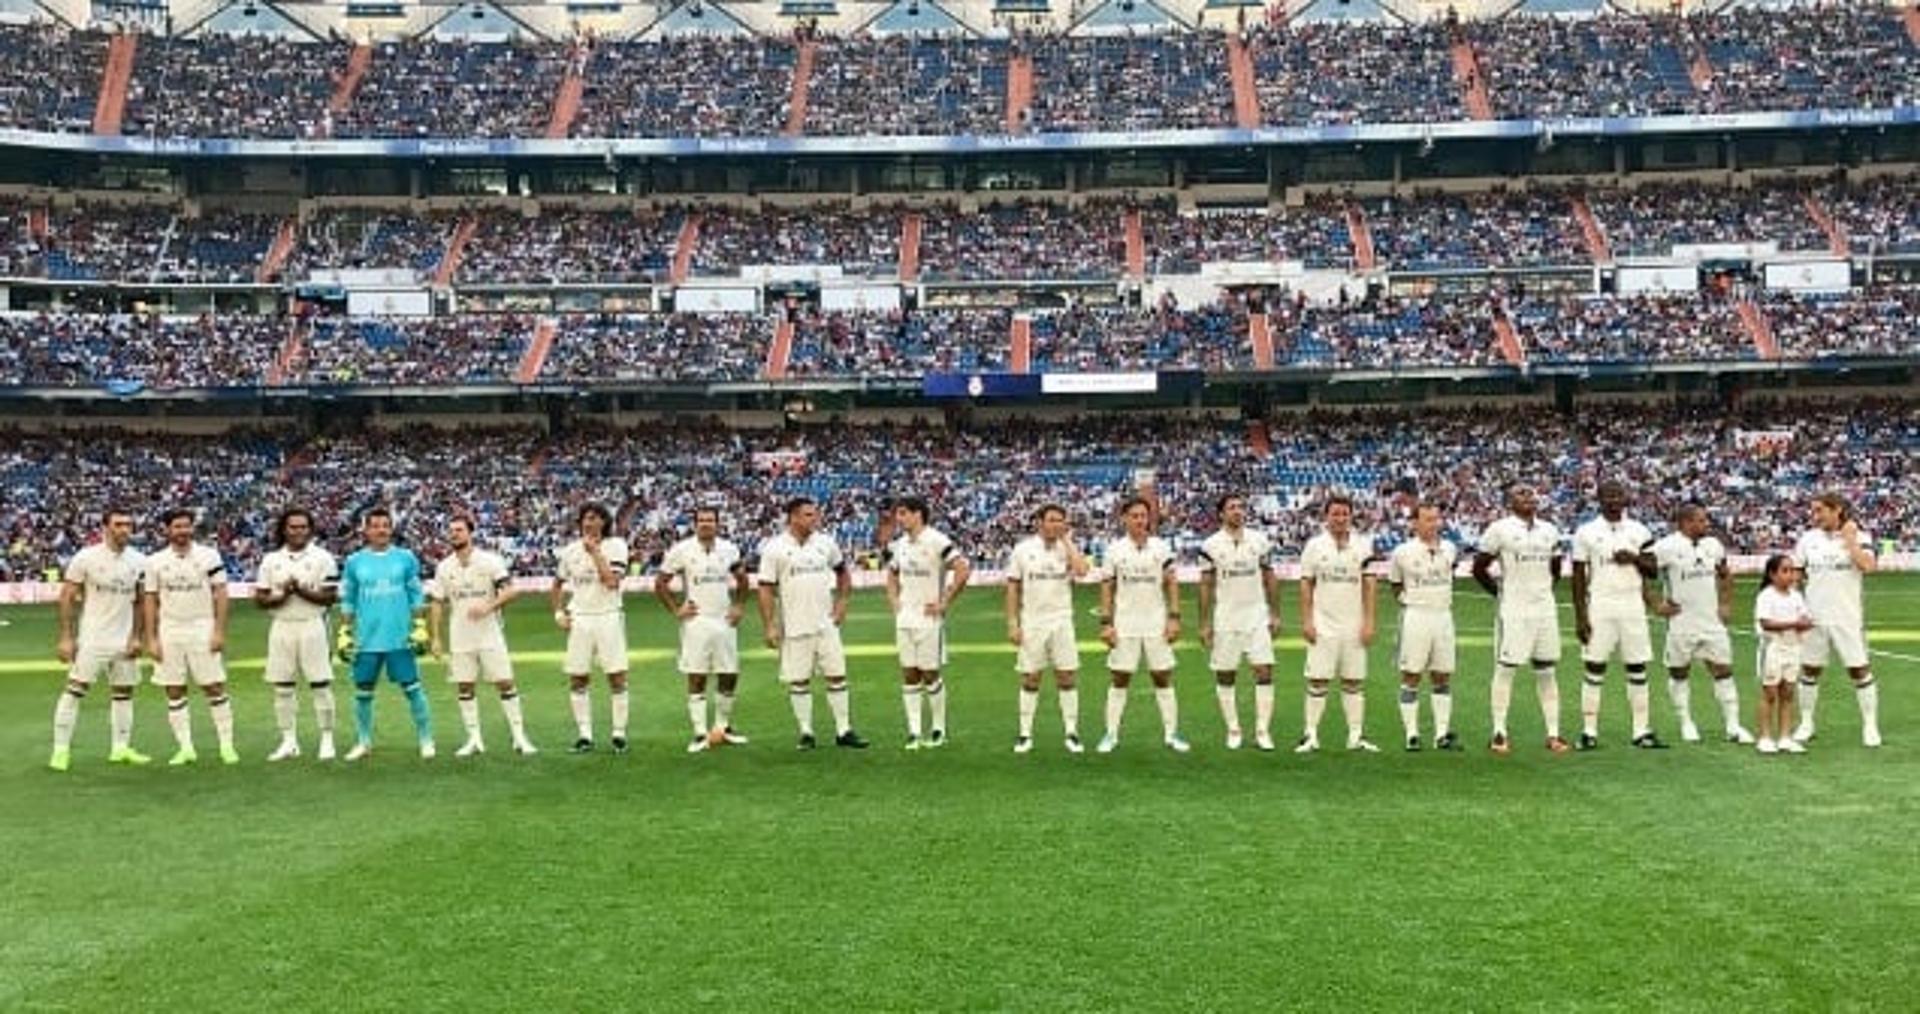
[409,617,431,656]
[334,624,357,664]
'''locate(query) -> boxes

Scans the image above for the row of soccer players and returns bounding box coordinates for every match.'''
[47,482,1879,769]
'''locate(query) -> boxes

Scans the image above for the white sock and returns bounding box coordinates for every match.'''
[209,695,234,751]
[1018,687,1039,738]
[272,685,298,740]
[609,688,630,738]
[110,696,133,749]
[1254,682,1275,736]
[1398,685,1420,740]
[926,679,947,734]
[1058,686,1079,737]
[1669,676,1693,726]
[1432,684,1453,738]
[457,695,481,741]
[1711,674,1741,732]
[1341,686,1366,745]
[167,700,193,749]
[570,688,593,739]
[902,684,924,738]
[1154,686,1179,738]
[1796,678,1820,733]
[714,688,736,730]
[1491,665,1515,738]
[826,683,852,736]
[1215,683,1239,734]
[1627,676,1651,738]
[789,687,814,736]
[1303,688,1327,740]
[1535,667,1561,739]
[312,684,336,736]
[1581,676,1604,737]
[500,692,528,742]
[52,689,81,751]
[687,692,709,737]
[1105,686,1127,736]
[1857,677,1880,734]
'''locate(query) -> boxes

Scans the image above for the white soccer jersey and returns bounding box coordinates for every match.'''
[757,530,845,637]
[1199,527,1273,632]
[662,536,744,620]
[1478,516,1561,620]
[1793,528,1871,629]
[887,527,959,632]
[257,545,338,623]
[142,543,227,633]
[431,549,511,653]
[1008,535,1078,627]
[1573,516,1654,619]
[1301,530,1374,636]
[1652,533,1726,632]
[1105,535,1175,638]
[555,537,629,616]
[65,543,145,646]
[1389,537,1456,612]
[1754,586,1811,649]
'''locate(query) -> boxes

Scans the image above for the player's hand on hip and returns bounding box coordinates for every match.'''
[1656,600,1681,618]
[676,601,699,621]
[56,635,75,665]
[923,602,944,619]
[466,604,491,621]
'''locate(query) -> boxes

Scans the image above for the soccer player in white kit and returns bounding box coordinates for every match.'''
[1571,480,1666,750]
[1298,495,1379,753]
[550,503,632,754]
[1472,484,1572,756]
[254,508,341,762]
[885,496,971,750]
[1651,503,1753,744]
[49,508,149,771]
[1197,493,1281,752]
[1006,504,1091,754]
[1791,492,1881,747]
[655,506,751,753]
[757,497,870,750]
[1097,496,1188,754]
[1388,502,1459,752]
[430,516,535,757]
[141,508,238,766]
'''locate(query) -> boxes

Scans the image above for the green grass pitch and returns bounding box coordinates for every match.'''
[4,575,1919,1011]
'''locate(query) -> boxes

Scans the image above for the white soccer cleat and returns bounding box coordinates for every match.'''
[513,740,538,756]
[1791,723,1814,745]
[1780,738,1808,755]
[1348,738,1381,754]
[1013,736,1033,755]
[1727,726,1756,745]
[419,741,437,760]
[1863,726,1882,749]
[1756,738,1778,755]
[1294,736,1319,754]
[1164,733,1191,754]
[686,735,710,754]
[1225,729,1243,751]
[455,739,484,758]
[267,740,301,762]
[1096,733,1120,754]
[1254,731,1276,753]
[317,737,337,761]
[1680,721,1702,744]
[1063,734,1085,755]
[344,742,372,762]
[719,728,750,746]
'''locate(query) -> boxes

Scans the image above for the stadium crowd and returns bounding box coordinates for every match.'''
[1026,32,1233,133]
[1590,183,1833,257]
[1364,191,1587,270]
[572,37,792,139]
[1140,198,1354,273]
[919,199,1124,281]
[1508,294,1753,363]
[1764,288,1920,359]
[1248,21,1461,127]
[805,35,1006,137]
[458,207,678,285]
[694,204,901,278]
[122,34,338,140]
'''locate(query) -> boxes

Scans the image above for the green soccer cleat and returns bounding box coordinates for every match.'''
[219,745,241,766]
[108,746,152,766]
[48,747,71,772]
[168,747,198,767]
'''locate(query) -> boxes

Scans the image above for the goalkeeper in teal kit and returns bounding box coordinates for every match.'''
[337,507,435,760]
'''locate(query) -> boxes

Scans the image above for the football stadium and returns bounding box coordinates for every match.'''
[2,0,1918,1007]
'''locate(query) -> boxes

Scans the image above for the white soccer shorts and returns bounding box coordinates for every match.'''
[264,620,334,684]
[448,648,515,685]
[1760,642,1802,687]
[1306,633,1367,683]
[152,639,228,688]
[564,612,629,675]
[1108,634,1175,674]
[1208,627,1275,673]
[1396,610,1456,675]
[1663,625,1732,670]
[69,643,141,688]
[895,625,947,672]
[779,629,848,684]
[1802,623,1870,671]
[1496,614,1562,667]
[1582,615,1653,667]
[678,617,740,675]
[1016,621,1079,675]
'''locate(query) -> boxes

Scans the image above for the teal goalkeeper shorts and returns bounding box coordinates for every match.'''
[351,650,420,688]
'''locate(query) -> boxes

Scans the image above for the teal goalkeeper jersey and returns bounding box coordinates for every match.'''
[340,547,425,652]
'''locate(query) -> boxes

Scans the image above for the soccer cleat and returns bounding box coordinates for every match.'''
[719,727,750,746]
[1348,738,1380,754]
[1631,733,1669,750]
[108,746,152,766]
[455,740,485,758]
[1435,732,1460,752]
[1576,733,1600,752]
[344,742,372,762]
[686,735,709,754]
[1225,729,1244,751]
[1489,733,1511,756]
[1293,736,1319,754]
[48,747,70,772]
[1756,738,1779,755]
[797,733,818,751]
[1405,735,1422,753]
[610,736,630,755]
[1780,738,1808,755]
[927,729,947,749]
[1096,733,1120,754]
[419,741,437,760]
[904,735,923,752]
[1790,724,1814,745]
[1546,736,1573,754]
[1680,720,1702,744]
[1863,727,1883,749]
[1726,726,1756,746]
[835,730,871,750]
[1064,733,1085,754]
[1013,736,1033,755]
[1254,731,1276,753]
[1164,733,1192,754]
[169,747,198,767]
[513,740,539,756]
[570,737,595,754]
[316,737,337,761]
[220,745,241,766]
[267,740,301,762]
